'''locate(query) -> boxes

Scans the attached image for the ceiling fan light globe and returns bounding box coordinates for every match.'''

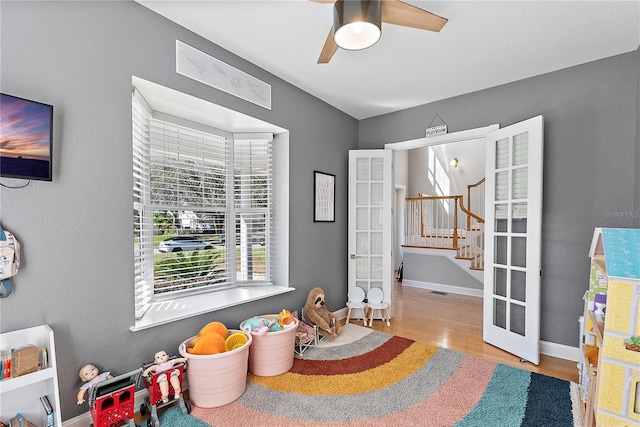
[334,22,381,50]
[333,0,382,51]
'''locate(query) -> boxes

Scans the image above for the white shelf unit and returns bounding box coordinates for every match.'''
[0,325,61,426]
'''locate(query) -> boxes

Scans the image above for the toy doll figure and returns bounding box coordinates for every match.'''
[143,350,187,403]
[77,364,113,405]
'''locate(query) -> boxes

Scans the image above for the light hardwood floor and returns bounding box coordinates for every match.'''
[350,280,579,383]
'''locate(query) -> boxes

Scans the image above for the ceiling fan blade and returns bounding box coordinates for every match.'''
[381,0,447,32]
[318,27,339,64]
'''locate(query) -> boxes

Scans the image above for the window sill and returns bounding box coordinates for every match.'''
[130,285,295,331]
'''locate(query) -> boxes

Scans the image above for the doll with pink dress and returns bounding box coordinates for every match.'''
[143,350,187,403]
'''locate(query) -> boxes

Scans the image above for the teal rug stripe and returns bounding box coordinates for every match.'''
[159,406,210,427]
[455,364,531,427]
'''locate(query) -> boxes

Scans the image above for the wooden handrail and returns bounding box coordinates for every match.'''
[467,177,485,190]
[409,194,463,201]
[459,198,484,224]
[466,178,485,230]
[411,194,484,225]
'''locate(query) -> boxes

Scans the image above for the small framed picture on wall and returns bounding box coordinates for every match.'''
[314,171,335,222]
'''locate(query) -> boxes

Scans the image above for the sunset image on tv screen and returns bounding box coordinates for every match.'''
[0,93,52,180]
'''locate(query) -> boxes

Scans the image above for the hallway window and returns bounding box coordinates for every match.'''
[427,146,451,213]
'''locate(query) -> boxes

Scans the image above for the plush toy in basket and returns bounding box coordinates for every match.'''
[241,316,282,336]
[186,322,228,355]
[303,287,341,338]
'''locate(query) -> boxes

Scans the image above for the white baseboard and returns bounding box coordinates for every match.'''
[335,307,348,319]
[402,279,484,297]
[541,340,580,363]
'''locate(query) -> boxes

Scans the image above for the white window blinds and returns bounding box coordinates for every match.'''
[132,89,273,320]
[133,90,153,319]
[233,136,272,282]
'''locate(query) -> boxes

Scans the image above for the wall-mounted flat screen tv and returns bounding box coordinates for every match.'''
[1,93,53,181]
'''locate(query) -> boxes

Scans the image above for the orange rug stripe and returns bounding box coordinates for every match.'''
[247,341,438,395]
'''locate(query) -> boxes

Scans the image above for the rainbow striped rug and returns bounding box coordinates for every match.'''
[162,324,582,427]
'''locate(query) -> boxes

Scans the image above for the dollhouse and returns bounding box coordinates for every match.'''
[581,228,640,426]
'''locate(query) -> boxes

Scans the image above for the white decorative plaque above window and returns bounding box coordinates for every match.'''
[176,40,272,110]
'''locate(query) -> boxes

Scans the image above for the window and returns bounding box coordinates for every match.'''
[132,86,284,327]
[427,146,451,213]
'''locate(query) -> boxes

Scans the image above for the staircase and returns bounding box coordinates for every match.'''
[455,224,484,271]
[403,179,485,273]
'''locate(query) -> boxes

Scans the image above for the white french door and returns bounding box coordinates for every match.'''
[483,116,544,365]
[348,150,394,319]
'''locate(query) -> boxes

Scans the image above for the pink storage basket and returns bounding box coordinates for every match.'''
[178,330,251,408]
[240,315,298,377]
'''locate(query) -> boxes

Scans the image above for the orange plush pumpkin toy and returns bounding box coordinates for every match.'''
[187,322,228,355]
[279,309,296,328]
[303,287,341,338]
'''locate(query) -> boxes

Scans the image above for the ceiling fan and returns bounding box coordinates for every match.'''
[312,0,448,64]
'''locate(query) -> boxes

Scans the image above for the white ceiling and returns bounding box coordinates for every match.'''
[136,0,640,120]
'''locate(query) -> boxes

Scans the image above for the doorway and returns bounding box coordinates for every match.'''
[383,118,545,365]
[387,126,496,289]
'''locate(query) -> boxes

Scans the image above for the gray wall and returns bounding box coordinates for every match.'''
[0,1,357,420]
[402,253,483,291]
[360,48,640,347]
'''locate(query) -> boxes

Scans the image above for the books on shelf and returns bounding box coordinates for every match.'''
[40,395,54,427]
[8,413,37,427]
[5,396,54,427]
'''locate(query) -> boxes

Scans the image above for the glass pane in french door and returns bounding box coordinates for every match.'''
[356,207,368,229]
[510,302,526,336]
[492,131,530,335]
[357,157,369,180]
[354,157,384,291]
[356,257,368,279]
[494,267,507,297]
[494,298,506,329]
[356,232,369,254]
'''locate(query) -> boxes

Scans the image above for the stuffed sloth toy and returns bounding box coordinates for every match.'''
[303,287,341,338]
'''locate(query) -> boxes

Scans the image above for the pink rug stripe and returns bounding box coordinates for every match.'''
[192,403,328,427]
[380,356,497,427]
